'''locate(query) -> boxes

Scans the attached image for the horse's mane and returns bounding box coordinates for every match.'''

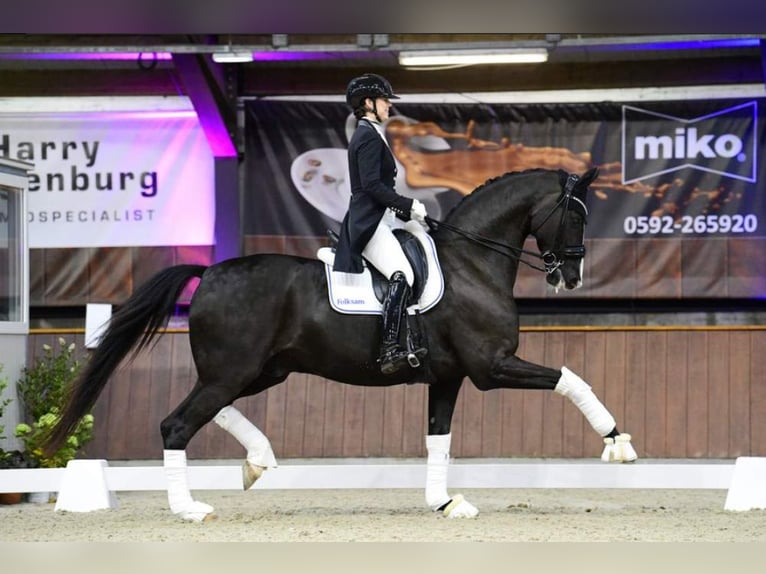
[444,167,561,220]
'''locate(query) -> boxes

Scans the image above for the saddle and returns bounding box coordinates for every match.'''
[326,227,429,304]
[316,219,445,316]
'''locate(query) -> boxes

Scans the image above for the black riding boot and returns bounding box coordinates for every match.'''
[378,271,412,375]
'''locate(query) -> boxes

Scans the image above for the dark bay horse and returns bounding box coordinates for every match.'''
[45,167,636,522]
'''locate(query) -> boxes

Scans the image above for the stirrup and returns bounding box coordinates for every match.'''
[379,348,411,375]
[406,347,428,368]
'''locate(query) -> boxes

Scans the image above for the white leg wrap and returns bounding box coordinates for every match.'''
[555,366,616,437]
[214,405,277,468]
[425,433,452,511]
[163,449,214,522]
[425,433,479,518]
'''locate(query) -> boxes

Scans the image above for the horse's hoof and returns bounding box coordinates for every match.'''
[243,461,266,490]
[602,433,637,463]
[615,433,638,463]
[176,501,215,522]
[442,494,479,519]
[600,437,615,462]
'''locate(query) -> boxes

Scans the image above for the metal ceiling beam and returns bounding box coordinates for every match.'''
[0,34,760,56]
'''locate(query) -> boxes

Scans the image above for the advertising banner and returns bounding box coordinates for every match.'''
[0,109,215,248]
[244,97,763,239]
[243,96,765,299]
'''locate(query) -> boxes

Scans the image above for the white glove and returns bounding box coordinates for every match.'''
[410,199,428,225]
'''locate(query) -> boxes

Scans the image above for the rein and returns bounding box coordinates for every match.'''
[425,174,586,275]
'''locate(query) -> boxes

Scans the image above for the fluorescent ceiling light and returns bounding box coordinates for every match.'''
[399,48,548,67]
[212,51,254,64]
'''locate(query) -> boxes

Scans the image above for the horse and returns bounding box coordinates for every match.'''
[45,166,637,522]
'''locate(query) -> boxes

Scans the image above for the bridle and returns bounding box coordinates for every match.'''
[425,174,588,275]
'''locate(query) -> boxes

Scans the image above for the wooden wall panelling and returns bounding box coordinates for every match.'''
[145,335,173,460]
[604,331,628,448]
[125,339,154,458]
[24,329,766,461]
[283,374,309,458]
[750,332,766,454]
[643,331,668,457]
[624,331,648,458]
[263,376,289,458]
[541,331,566,457]
[685,331,709,457]
[320,381,345,457]
[728,331,751,456]
[340,383,365,457]
[583,331,609,457]
[361,386,385,456]
[301,375,327,456]
[665,331,689,457]
[706,331,731,457]
[520,331,546,456]
[562,330,586,458]
[459,382,485,458]
[381,384,405,457]
[101,350,132,459]
[400,384,427,457]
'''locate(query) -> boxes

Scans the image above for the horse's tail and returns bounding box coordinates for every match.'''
[43,264,207,455]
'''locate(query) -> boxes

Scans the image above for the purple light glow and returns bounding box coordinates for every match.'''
[251,51,338,62]
[591,38,761,52]
[0,52,173,61]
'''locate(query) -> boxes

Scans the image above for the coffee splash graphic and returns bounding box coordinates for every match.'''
[385,118,736,218]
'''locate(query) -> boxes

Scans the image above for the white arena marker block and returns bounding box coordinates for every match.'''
[85,303,112,349]
[54,459,118,513]
[724,457,766,511]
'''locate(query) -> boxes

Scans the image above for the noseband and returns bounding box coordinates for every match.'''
[426,174,587,275]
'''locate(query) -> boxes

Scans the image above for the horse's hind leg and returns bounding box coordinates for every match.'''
[426,379,479,519]
[214,406,276,490]
[486,354,637,462]
[160,382,247,522]
[213,374,287,490]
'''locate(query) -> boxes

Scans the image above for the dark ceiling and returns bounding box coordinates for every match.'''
[0,34,764,98]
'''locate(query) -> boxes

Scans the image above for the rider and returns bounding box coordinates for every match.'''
[333,72,429,375]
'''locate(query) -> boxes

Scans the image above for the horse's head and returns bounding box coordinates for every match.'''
[531,167,598,291]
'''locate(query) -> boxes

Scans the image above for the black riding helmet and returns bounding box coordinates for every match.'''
[346,73,400,119]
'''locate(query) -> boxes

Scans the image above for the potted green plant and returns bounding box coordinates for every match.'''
[0,366,36,504]
[14,338,95,470]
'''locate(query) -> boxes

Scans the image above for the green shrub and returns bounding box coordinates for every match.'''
[13,338,94,468]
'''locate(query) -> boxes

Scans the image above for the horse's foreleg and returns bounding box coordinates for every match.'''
[487,354,637,462]
[214,405,277,490]
[426,380,479,518]
[556,366,637,462]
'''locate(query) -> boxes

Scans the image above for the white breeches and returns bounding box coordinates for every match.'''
[362,210,414,286]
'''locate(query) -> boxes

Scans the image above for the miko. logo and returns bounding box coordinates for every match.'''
[622,101,757,184]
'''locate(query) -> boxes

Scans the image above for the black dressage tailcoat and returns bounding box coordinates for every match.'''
[333,118,414,274]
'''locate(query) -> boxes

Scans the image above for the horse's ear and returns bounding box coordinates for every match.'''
[580,167,599,187]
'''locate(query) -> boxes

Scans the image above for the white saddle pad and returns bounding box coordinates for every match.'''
[317,220,444,315]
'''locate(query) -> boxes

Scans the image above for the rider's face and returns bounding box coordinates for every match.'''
[369,97,391,121]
